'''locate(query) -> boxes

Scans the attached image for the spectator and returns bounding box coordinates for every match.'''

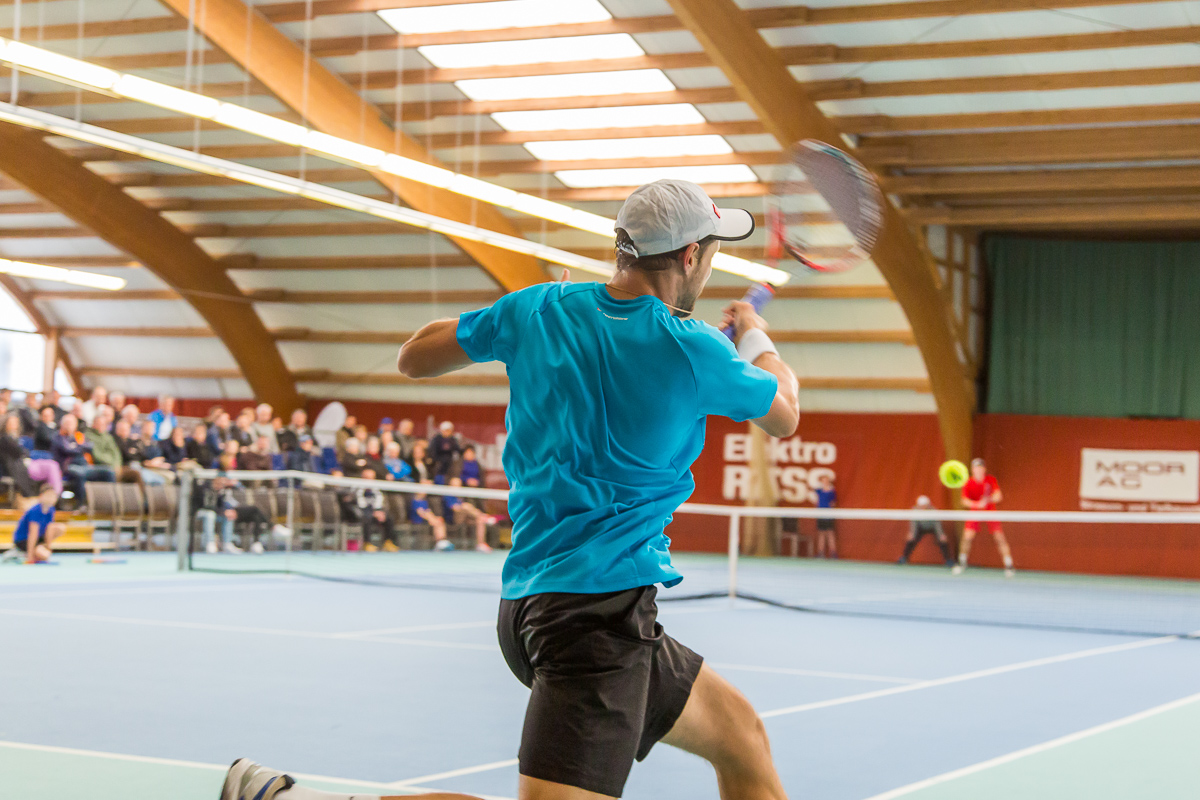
[395,418,418,460]
[33,406,57,451]
[353,424,369,452]
[136,420,172,484]
[429,421,462,479]
[411,480,453,551]
[286,435,322,473]
[2,483,64,563]
[114,419,145,468]
[382,441,412,482]
[277,409,311,453]
[364,436,387,478]
[85,411,123,477]
[378,417,395,438]
[379,430,395,449]
[237,435,273,472]
[149,395,177,439]
[218,489,280,555]
[336,415,357,454]
[196,472,242,554]
[118,403,141,431]
[52,414,115,499]
[460,445,484,488]
[18,391,42,435]
[233,409,255,448]
[356,468,397,552]
[339,437,368,478]
[161,426,195,470]
[1,413,62,498]
[814,473,837,559]
[44,390,65,423]
[108,391,127,416]
[251,403,279,453]
[442,477,494,552]
[187,422,216,469]
[0,397,6,418]
[79,386,108,428]
[0,388,10,407]
[898,495,954,566]
[406,439,432,483]
[222,439,241,461]
[207,411,235,453]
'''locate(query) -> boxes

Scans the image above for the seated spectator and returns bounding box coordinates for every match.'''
[251,403,279,453]
[160,426,192,469]
[336,415,357,454]
[1,413,62,498]
[214,484,282,555]
[411,480,452,551]
[52,414,114,499]
[429,421,463,480]
[237,435,273,472]
[406,439,432,483]
[352,424,369,452]
[0,388,10,408]
[118,403,141,431]
[135,420,172,484]
[379,430,395,450]
[382,441,411,482]
[285,435,322,473]
[460,445,484,488]
[233,409,256,448]
[363,436,387,478]
[149,394,177,439]
[2,483,64,563]
[395,418,417,460]
[114,419,145,473]
[32,406,57,451]
[85,410,124,478]
[79,386,108,428]
[108,391,126,416]
[207,411,236,453]
[442,477,494,553]
[196,472,242,554]
[18,392,42,435]
[339,437,368,478]
[277,409,311,453]
[44,390,65,423]
[222,439,241,461]
[378,417,395,439]
[356,468,397,552]
[186,422,216,469]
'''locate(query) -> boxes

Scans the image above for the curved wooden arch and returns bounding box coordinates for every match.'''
[0,124,303,413]
[0,273,82,394]
[665,0,974,462]
[159,0,547,293]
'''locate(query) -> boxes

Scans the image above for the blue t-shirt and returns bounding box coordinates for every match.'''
[457,281,778,599]
[411,498,430,515]
[816,488,836,509]
[14,502,56,544]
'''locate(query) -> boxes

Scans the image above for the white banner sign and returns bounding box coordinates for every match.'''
[1079,448,1200,503]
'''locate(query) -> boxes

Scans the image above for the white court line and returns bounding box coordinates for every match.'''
[858,689,1200,800]
[335,621,495,638]
[711,662,921,685]
[0,583,283,600]
[0,608,497,652]
[761,635,1180,719]
[386,758,520,789]
[0,740,515,800]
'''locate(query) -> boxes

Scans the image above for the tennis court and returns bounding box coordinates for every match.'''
[4,551,1198,800]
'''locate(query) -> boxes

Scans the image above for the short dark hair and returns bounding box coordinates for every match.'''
[615,229,717,273]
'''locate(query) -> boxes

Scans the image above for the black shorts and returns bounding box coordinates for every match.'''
[816,518,836,532]
[498,585,703,797]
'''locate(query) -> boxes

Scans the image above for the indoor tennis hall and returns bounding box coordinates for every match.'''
[3,1,1200,799]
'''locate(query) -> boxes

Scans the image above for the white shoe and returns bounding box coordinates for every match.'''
[205,541,218,554]
[250,541,265,554]
[220,758,294,800]
[951,563,965,575]
[271,524,293,541]
[1005,567,1016,578]
[475,542,493,553]
[434,539,454,551]
[2,547,22,563]
[223,541,243,554]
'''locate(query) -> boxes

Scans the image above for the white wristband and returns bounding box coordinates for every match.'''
[736,327,778,365]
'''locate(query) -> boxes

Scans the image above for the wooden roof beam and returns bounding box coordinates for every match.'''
[887,165,1200,197]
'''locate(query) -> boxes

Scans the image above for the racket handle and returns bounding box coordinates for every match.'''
[721,283,775,340]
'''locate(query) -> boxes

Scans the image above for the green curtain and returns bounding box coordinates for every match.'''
[985,235,1200,418]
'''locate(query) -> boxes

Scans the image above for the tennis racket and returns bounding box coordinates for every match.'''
[765,139,884,274]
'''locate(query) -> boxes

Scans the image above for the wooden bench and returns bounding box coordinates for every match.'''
[0,521,113,554]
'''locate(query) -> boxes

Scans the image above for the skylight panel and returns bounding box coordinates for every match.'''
[555,164,759,188]
[525,135,732,161]
[492,104,706,131]
[420,34,644,69]
[379,0,611,34]
[456,69,675,101]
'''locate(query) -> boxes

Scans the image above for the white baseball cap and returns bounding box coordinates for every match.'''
[615,179,755,257]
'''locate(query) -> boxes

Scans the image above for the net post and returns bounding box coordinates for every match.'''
[285,473,295,568]
[728,512,740,605]
[176,470,193,572]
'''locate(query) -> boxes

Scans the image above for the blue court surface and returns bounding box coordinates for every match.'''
[3,552,1199,800]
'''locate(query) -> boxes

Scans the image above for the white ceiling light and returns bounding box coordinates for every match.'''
[0,258,126,291]
[492,104,706,132]
[214,104,308,146]
[525,135,733,162]
[556,164,760,188]
[114,75,221,118]
[378,0,611,34]
[2,40,118,89]
[456,69,675,101]
[420,34,644,70]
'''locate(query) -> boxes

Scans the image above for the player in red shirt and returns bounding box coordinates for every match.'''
[953,457,1015,577]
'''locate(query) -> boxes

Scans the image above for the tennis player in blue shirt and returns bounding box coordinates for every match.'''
[223,180,799,800]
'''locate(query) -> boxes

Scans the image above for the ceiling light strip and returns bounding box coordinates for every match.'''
[0,104,614,277]
[0,256,126,290]
[0,36,788,286]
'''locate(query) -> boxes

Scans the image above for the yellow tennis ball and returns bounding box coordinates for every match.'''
[939,459,969,489]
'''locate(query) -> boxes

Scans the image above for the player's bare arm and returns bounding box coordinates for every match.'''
[723,300,800,438]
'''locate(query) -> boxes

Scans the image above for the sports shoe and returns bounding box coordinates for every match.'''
[223,541,244,554]
[382,540,399,552]
[896,556,908,565]
[475,542,493,553]
[205,541,218,554]
[2,547,22,563]
[220,758,294,800]
[434,539,454,551]
[271,524,292,541]
[951,563,965,575]
[364,542,379,552]
[250,541,265,554]
[1005,567,1016,579]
